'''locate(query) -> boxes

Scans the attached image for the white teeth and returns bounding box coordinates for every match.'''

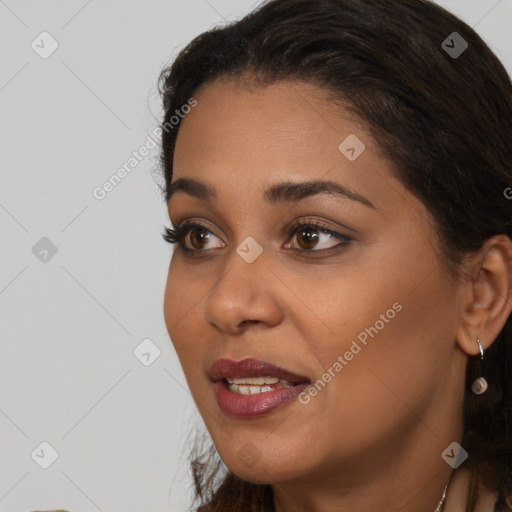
[227,376,279,385]
[226,378,296,395]
[228,384,275,395]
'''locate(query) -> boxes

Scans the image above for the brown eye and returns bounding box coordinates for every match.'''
[287,221,351,252]
[168,221,225,255]
[188,227,210,249]
[296,227,320,249]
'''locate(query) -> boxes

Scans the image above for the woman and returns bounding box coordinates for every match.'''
[158,0,512,510]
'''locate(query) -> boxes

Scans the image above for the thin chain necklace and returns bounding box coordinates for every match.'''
[271,473,453,512]
[434,479,451,512]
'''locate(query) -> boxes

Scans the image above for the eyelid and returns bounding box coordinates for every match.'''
[285,218,354,239]
[165,216,354,256]
[283,219,353,252]
[178,220,226,251]
[173,216,354,238]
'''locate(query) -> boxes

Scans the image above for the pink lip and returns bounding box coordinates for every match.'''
[209,358,310,383]
[209,358,310,419]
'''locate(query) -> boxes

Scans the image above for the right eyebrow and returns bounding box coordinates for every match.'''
[166,177,375,209]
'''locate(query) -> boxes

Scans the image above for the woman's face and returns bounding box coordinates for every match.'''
[163,78,467,486]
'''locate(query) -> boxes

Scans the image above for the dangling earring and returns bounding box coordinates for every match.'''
[471,337,488,395]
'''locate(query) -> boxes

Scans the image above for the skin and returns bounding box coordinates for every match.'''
[163,76,512,512]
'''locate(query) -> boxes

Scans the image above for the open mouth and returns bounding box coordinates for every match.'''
[224,376,300,395]
[209,358,311,418]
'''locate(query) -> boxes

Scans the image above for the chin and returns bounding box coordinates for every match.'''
[215,438,311,485]
[228,460,301,486]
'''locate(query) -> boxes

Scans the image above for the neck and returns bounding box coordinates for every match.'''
[272,421,461,512]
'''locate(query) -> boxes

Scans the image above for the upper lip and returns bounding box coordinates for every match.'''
[209,358,310,383]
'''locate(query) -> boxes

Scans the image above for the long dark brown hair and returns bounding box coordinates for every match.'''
[156,0,512,510]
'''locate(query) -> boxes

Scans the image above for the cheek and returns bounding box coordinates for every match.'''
[163,262,201,371]
[163,259,218,405]
[317,265,458,436]
[163,257,206,336]
[163,263,182,343]
[303,237,457,405]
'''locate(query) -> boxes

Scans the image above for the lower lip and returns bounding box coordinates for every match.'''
[213,380,310,419]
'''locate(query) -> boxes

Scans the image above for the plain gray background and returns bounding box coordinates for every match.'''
[1,1,511,510]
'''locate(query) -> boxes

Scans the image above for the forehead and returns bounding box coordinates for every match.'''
[169,77,413,221]
[174,80,368,177]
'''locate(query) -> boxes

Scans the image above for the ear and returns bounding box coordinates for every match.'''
[456,234,512,355]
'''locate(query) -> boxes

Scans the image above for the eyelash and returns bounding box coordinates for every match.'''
[161,219,353,258]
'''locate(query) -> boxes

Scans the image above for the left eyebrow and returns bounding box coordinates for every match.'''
[166,178,375,209]
[263,180,375,209]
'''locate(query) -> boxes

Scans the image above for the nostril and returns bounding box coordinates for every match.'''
[237,319,261,330]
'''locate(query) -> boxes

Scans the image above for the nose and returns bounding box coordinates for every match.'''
[204,247,284,335]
